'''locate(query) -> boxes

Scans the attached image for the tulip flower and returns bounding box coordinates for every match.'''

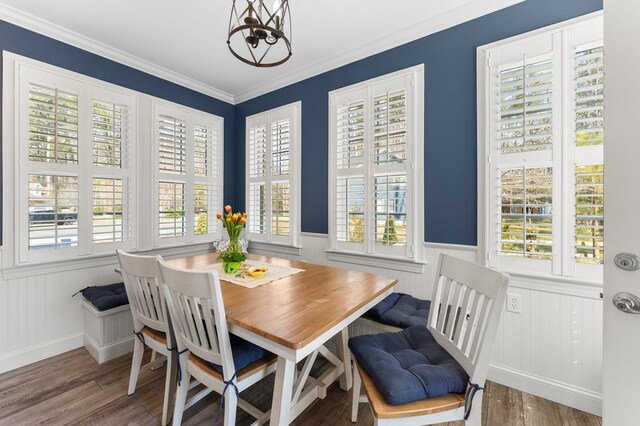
[232,213,239,221]
[239,217,246,225]
[216,213,222,219]
[226,217,232,224]
[225,205,232,213]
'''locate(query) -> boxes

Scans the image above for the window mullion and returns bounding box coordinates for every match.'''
[551,30,564,276]
[364,86,374,255]
[266,116,273,241]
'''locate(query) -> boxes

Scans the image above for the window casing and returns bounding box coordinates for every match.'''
[480,15,603,282]
[154,103,224,247]
[329,66,424,261]
[245,102,301,247]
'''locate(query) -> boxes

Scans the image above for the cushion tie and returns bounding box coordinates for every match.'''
[464,381,484,420]
[215,372,239,422]
[167,347,189,385]
[133,327,147,345]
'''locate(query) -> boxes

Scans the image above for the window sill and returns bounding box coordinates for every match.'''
[326,250,426,274]
[1,242,214,280]
[248,241,302,257]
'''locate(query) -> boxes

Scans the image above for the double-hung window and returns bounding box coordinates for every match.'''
[16,63,136,263]
[329,66,424,262]
[245,101,301,247]
[480,15,604,282]
[154,103,223,246]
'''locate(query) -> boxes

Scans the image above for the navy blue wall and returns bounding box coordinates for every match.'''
[0,20,236,244]
[234,0,603,245]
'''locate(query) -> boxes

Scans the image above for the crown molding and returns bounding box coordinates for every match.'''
[0,3,235,104]
[234,0,524,103]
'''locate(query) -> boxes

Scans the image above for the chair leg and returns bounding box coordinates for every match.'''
[351,364,362,422]
[161,351,178,426]
[223,381,238,426]
[128,337,145,395]
[464,392,483,426]
[172,355,190,426]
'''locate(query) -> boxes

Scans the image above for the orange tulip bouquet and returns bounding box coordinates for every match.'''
[217,205,247,273]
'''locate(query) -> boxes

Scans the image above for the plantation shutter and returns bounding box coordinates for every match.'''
[485,17,604,281]
[155,105,223,245]
[246,103,299,245]
[91,95,134,248]
[23,71,82,260]
[330,69,418,259]
[574,46,604,265]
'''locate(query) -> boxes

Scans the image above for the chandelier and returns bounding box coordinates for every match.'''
[227,0,292,68]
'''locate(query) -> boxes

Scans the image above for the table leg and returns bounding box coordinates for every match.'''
[335,327,353,391]
[270,356,295,426]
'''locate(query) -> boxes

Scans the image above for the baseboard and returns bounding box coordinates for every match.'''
[0,332,84,374]
[83,334,134,364]
[488,363,602,416]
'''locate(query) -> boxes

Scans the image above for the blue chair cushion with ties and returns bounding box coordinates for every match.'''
[365,293,431,329]
[207,334,271,374]
[349,325,469,405]
[380,294,431,328]
[81,283,128,311]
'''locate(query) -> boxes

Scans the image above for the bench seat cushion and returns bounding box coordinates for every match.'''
[349,325,468,405]
[366,293,431,329]
[81,283,128,311]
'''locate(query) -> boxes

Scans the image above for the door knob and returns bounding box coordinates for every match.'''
[612,292,640,314]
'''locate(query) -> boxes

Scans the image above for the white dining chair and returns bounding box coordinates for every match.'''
[158,259,277,426]
[117,250,177,426]
[350,253,509,425]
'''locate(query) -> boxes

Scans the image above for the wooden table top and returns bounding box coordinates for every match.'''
[164,252,397,350]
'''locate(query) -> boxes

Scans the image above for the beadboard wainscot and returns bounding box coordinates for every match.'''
[249,233,603,415]
[0,243,215,374]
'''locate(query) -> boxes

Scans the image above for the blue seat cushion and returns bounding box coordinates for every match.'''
[380,294,431,328]
[366,293,402,318]
[207,334,271,374]
[81,283,128,311]
[366,293,431,329]
[349,325,468,405]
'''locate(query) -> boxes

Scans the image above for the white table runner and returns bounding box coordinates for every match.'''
[204,259,304,288]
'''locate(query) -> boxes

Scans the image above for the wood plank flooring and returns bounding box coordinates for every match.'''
[0,348,602,425]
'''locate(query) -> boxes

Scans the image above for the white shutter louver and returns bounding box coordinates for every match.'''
[28,84,79,164]
[271,119,290,176]
[92,101,127,167]
[499,58,553,153]
[336,101,365,169]
[575,165,604,264]
[93,178,126,243]
[374,174,407,246]
[158,115,187,174]
[194,125,209,177]
[271,182,290,236]
[248,124,267,235]
[248,183,266,234]
[373,90,407,164]
[575,46,604,147]
[249,125,267,178]
[336,177,365,243]
[28,174,79,249]
[158,181,186,238]
[499,167,553,260]
[194,184,209,235]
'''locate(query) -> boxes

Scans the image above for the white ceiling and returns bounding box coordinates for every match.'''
[0,0,521,103]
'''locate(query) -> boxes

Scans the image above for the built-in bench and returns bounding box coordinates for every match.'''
[78,283,134,363]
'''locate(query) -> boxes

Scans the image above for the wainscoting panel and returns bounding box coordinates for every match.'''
[0,236,603,415]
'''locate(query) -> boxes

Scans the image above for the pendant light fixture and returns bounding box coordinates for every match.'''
[227,0,292,67]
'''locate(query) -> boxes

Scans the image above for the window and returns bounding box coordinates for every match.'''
[245,102,301,246]
[16,65,135,263]
[154,103,223,246]
[5,54,225,266]
[480,15,603,281]
[329,66,424,261]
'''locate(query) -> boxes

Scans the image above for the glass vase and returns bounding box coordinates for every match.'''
[222,236,244,274]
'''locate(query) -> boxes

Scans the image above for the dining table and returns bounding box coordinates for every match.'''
[164,252,397,426]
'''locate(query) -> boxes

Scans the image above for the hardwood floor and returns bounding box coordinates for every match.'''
[0,348,601,426]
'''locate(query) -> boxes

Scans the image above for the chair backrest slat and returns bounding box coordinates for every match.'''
[117,250,169,334]
[426,254,508,385]
[159,260,235,378]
